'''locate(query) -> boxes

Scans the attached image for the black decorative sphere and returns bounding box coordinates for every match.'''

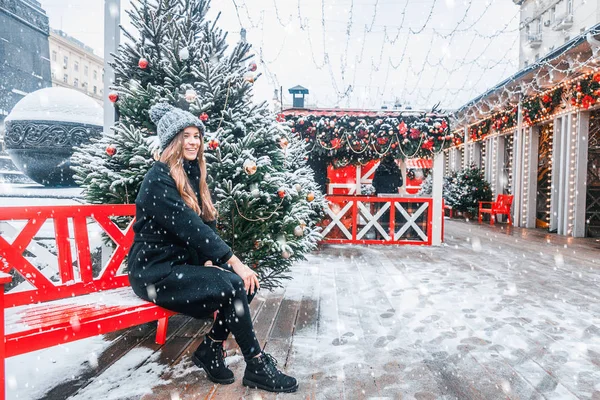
[4,87,103,187]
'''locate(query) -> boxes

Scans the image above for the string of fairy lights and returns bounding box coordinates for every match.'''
[228,0,527,110]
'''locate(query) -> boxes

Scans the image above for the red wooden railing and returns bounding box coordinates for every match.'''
[0,204,136,307]
[321,195,437,245]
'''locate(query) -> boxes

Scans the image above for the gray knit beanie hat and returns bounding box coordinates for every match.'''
[149,102,206,151]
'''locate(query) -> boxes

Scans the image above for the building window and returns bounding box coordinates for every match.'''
[52,51,57,61]
[63,74,68,83]
[63,56,68,68]
[93,85,97,94]
[93,70,97,80]
[84,65,88,76]
[525,24,530,35]
[74,61,79,72]
[567,0,573,14]
[74,78,79,87]
[550,7,556,23]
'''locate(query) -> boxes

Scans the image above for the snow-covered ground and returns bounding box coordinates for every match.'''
[7,338,112,400]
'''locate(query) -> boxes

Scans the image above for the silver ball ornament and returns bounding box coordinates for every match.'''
[179,47,190,60]
[294,226,304,237]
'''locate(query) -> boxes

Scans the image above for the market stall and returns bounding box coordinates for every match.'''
[282,108,454,245]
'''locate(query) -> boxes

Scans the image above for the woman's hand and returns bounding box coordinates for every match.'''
[227,255,260,295]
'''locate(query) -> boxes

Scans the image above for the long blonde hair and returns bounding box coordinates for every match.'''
[159,130,217,221]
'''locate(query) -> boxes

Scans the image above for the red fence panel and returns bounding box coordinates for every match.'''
[320,195,435,245]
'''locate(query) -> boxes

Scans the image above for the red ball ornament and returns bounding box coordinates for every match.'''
[108,92,118,103]
[106,144,117,156]
[199,112,209,122]
[278,189,286,198]
[208,139,219,150]
[138,57,149,69]
[248,62,257,72]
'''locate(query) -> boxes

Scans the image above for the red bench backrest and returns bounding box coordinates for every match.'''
[493,194,513,213]
[0,205,136,308]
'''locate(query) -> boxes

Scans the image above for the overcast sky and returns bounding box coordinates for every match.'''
[38,0,523,111]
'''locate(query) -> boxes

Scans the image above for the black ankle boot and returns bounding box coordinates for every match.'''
[192,337,235,384]
[243,352,298,393]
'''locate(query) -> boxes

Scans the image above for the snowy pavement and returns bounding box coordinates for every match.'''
[6,219,600,399]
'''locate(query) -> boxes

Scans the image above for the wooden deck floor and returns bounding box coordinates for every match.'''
[36,220,600,399]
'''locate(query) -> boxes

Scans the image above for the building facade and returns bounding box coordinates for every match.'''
[516,0,600,68]
[449,24,600,238]
[0,0,52,142]
[49,29,104,104]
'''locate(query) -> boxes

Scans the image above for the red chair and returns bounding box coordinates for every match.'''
[478,194,513,226]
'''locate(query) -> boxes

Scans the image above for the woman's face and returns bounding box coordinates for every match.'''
[182,126,201,161]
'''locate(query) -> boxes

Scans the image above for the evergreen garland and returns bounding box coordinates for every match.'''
[285,113,452,167]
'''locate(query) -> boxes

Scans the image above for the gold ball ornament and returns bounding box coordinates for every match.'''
[243,159,257,175]
[282,250,291,259]
[279,137,289,149]
[306,192,315,202]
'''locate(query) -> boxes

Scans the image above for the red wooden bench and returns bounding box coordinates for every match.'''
[478,194,514,226]
[0,205,178,400]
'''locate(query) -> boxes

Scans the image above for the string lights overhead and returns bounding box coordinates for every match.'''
[227,0,527,110]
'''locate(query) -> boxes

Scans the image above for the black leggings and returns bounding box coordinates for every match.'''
[208,271,261,360]
[133,265,262,361]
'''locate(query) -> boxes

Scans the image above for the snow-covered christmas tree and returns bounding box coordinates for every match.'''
[72,0,324,289]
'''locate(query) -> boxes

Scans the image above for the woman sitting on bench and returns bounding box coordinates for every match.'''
[127,103,298,393]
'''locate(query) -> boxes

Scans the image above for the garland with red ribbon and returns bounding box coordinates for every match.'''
[281,113,453,166]
[570,73,600,109]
